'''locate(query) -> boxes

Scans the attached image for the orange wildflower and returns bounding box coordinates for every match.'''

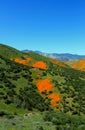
[48,93,61,107]
[32,61,47,69]
[25,57,31,62]
[50,59,65,67]
[36,79,54,93]
[11,56,31,65]
[14,58,27,65]
[72,59,85,71]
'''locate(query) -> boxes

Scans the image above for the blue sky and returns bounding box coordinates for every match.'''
[0,0,85,54]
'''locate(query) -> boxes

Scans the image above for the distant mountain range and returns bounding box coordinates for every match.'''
[22,50,85,61]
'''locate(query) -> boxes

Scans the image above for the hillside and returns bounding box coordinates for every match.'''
[72,59,85,71]
[0,44,85,129]
[66,58,85,72]
[0,44,24,59]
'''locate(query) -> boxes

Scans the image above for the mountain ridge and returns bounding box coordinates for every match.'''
[22,49,85,61]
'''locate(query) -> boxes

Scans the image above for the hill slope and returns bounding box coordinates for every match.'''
[0,44,85,129]
[0,44,24,59]
[72,59,85,71]
[0,44,85,114]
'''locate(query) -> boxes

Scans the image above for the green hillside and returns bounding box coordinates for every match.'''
[0,44,24,59]
[0,44,85,130]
